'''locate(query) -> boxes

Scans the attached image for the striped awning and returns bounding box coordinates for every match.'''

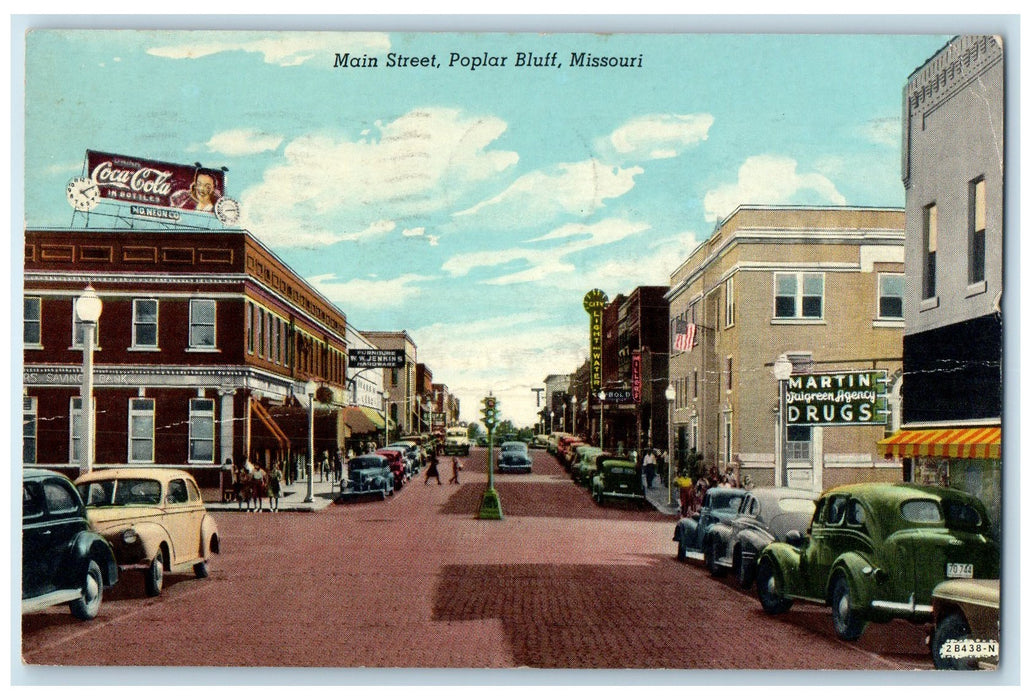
[342,406,393,434]
[877,427,1001,460]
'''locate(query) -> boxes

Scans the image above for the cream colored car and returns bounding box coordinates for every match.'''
[75,468,220,597]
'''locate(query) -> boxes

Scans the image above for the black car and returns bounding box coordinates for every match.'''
[497,451,532,474]
[22,468,119,620]
[336,455,395,501]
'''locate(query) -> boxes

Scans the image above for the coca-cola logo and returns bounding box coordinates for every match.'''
[91,160,174,196]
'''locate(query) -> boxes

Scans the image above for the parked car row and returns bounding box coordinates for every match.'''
[550,434,646,508]
[23,467,221,621]
[674,480,1000,670]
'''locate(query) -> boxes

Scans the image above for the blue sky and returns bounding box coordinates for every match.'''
[23,29,951,425]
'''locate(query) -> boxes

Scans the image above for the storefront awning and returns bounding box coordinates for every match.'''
[343,406,390,434]
[877,427,1000,460]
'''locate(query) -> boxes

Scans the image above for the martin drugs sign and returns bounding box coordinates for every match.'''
[785,370,888,426]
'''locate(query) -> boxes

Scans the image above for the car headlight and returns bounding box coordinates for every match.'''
[122,528,139,545]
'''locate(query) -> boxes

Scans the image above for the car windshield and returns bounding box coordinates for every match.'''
[78,478,162,506]
[710,493,743,510]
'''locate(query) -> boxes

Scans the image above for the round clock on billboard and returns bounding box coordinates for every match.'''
[215,197,240,225]
[66,177,100,212]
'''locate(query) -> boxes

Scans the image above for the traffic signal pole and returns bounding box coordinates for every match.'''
[478,393,503,519]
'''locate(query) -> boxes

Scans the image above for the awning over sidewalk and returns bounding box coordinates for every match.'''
[877,427,1000,460]
[250,398,291,451]
[343,406,390,434]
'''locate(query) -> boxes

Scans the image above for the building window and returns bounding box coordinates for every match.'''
[774,272,824,320]
[970,178,986,284]
[786,425,812,461]
[690,416,698,451]
[878,274,904,320]
[723,414,732,466]
[391,368,400,386]
[923,203,938,299]
[24,297,41,346]
[725,278,735,328]
[132,299,159,348]
[692,369,698,399]
[128,398,155,463]
[246,302,254,354]
[189,398,215,463]
[23,396,37,464]
[726,357,733,391]
[266,314,274,361]
[72,301,99,348]
[190,299,216,349]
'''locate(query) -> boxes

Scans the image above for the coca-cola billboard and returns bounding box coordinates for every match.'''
[86,150,225,215]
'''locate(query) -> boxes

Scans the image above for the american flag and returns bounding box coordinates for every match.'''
[673,319,697,352]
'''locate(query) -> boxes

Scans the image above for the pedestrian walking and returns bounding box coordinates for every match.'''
[234,464,249,510]
[424,453,441,484]
[448,456,462,484]
[643,449,657,489]
[252,462,267,512]
[267,462,283,512]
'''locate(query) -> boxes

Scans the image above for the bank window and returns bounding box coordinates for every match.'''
[71,301,99,348]
[129,398,155,463]
[23,396,37,464]
[878,274,904,320]
[923,203,938,299]
[24,297,41,346]
[969,177,986,284]
[189,398,215,463]
[775,272,823,320]
[132,299,159,348]
[786,425,811,461]
[725,278,735,328]
[246,302,254,354]
[190,299,216,349]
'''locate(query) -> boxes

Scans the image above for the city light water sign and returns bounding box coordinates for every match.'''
[785,370,889,426]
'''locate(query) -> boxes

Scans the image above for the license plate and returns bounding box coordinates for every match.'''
[947,563,974,578]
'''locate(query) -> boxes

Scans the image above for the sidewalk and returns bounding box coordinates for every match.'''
[644,481,681,517]
[205,475,338,513]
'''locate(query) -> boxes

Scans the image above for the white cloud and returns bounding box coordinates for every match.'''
[238,108,518,248]
[453,159,642,228]
[606,113,714,160]
[146,31,390,67]
[857,117,901,148]
[308,272,432,310]
[205,129,284,156]
[703,155,847,223]
[402,227,426,237]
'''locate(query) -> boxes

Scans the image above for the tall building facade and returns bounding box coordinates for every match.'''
[666,206,906,492]
[880,35,1003,531]
[361,331,418,437]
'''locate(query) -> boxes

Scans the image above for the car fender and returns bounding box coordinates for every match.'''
[201,513,220,557]
[67,530,119,588]
[828,551,877,611]
[117,520,172,563]
[707,522,732,559]
[757,542,803,596]
[737,529,774,566]
[673,517,698,544]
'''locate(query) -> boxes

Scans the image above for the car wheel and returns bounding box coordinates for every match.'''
[676,538,687,562]
[194,561,209,579]
[931,611,979,670]
[756,558,793,615]
[144,551,164,597]
[830,575,868,641]
[706,539,725,577]
[69,559,104,621]
[734,548,758,589]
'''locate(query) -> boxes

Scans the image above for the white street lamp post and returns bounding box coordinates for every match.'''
[773,354,793,488]
[382,390,391,448]
[75,286,103,475]
[305,379,318,503]
[571,395,578,437]
[665,382,677,508]
[549,410,555,434]
[598,390,606,450]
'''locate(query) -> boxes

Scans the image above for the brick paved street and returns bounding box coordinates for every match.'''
[21,448,933,671]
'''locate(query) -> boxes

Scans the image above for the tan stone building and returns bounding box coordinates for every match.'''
[666,206,906,492]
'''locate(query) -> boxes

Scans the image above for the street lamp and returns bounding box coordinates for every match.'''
[549,410,555,434]
[773,354,793,488]
[598,390,606,450]
[75,285,102,475]
[563,398,568,432]
[665,382,676,508]
[304,379,318,503]
[571,395,577,437]
[381,390,391,448]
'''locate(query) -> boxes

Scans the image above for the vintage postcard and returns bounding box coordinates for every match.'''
[14,18,1013,685]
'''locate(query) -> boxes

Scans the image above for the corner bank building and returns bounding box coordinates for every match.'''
[879,35,1003,532]
[23,226,352,491]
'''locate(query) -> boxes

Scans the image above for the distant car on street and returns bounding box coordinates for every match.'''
[591,458,645,506]
[75,468,220,597]
[337,454,395,501]
[497,450,533,474]
[930,578,1000,670]
[755,482,999,642]
[374,448,408,489]
[705,487,816,587]
[443,427,470,456]
[672,487,747,562]
[22,468,119,621]
[387,441,422,474]
[571,446,607,486]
